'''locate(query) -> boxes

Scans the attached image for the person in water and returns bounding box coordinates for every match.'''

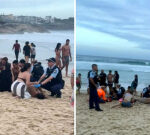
[30,43,36,63]
[11,60,20,82]
[114,71,119,88]
[107,70,114,94]
[55,43,62,69]
[131,74,138,95]
[23,41,31,63]
[12,40,21,61]
[0,57,12,92]
[11,63,45,99]
[61,39,72,77]
[36,58,64,98]
[76,73,82,94]
[88,64,103,111]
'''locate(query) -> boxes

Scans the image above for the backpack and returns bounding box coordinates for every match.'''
[32,63,44,79]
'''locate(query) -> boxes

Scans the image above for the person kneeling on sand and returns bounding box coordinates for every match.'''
[35,58,64,98]
[97,86,107,103]
[11,63,45,99]
[112,87,135,108]
[141,85,150,98]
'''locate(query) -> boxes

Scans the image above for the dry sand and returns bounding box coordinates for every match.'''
[0,77,74,135]
[77,93,150,135]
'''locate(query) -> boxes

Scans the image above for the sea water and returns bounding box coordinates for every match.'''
[77,55,150,92]
[0,31,74,74]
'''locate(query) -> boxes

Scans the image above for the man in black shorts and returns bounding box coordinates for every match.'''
[23,41,31,63]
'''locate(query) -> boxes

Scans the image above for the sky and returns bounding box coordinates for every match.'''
[77,0,150,60]
[0,0,74,18]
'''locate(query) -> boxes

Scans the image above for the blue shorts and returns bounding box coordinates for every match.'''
[122,102,132,107]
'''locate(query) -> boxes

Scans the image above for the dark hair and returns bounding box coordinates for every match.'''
[25,41,29,45]
[19,59,26,64]
[92,64,97,68]
[2,57,8,62]
[128,86,131,89]
[13,60,18,64]
[78,73,81,76]
[109,70,112,73]
[36,93,45,99]
[21,63,31,72]
[16,40,18,43]
[55,43,61,51]
[66,39,70,42]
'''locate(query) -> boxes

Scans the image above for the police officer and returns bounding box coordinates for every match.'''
[89,64,103,111]
[35,57,64,98]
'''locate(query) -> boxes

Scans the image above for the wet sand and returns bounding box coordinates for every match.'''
[77,93,150,135]
[0,77,74,135]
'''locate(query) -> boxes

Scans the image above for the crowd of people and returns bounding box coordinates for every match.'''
[0,39,72,100]
[76,64,150,111]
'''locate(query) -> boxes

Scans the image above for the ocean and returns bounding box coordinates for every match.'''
[0,30,74,74]
[76,55,150,92]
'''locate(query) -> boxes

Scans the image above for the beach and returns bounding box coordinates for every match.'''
[77,93,150,135]
[0,76,74,135]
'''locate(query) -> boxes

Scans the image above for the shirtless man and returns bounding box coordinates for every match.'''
[61,39,72,77]
[107,70,114,94]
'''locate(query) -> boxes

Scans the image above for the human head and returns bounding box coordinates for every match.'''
[148,85,150,90]
[127,86,131,91]
[66,39,70,45]
[25,41,29,46]
[1,57,8,65]
[19,59,26,68]
[36,93,45,99]
[117,84,121,88]
[109,70,112,74]
[135,74,138,79]
[13,60,18,68]
[115,71,118,74]
[20,63,31,72]
[101,69,104,73]
[16,40,18,43]
[78,73,81,77]
[47,57,56,67]
[92,64,98,71]
[55,43,61,51]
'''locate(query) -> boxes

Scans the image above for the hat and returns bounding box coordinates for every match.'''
[46,57,56,63]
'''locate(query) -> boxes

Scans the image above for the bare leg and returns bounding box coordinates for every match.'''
[65,63,69,77]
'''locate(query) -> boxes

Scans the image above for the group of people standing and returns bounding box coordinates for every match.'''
[0,39,72,100]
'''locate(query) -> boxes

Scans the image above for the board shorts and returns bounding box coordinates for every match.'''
[31,55,35,59]
[11,80,31,99]
[63,56,69,65]
[121,101,132,107]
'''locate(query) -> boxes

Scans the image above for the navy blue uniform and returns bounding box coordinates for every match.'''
[41,65,63,97]
[89,70,100,110]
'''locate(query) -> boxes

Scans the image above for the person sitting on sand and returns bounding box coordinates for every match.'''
[76,73,82,94]
[11,63,45,99]
[112,87,135,108]
[23,41,31,63]
[116,84,125,100]
[141,85,150,98]
[0,57,12,92]
[97,86,107,103]
[55,43,62,69]
[11,60,20,82]
[36,58,64,98]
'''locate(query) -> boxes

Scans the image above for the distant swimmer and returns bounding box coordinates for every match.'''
[55,43,62,69]
[61,39,72,77]
[23,41,31,63]
[12,40,21,61]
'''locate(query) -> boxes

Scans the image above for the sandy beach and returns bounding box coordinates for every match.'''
[0,77,74,135]
[77,93,150,135]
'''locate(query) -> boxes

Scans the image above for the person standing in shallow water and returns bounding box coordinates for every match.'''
[23,41,31,63]
[61,39,72,77]
[12,40,21,61]
[55,43,62,69]
[114,71,119,88]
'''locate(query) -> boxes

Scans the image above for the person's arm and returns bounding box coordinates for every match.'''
[38,74,46,83]
[12,45,15,50]
[19,45,21,52]
[90,78,97,88]
[26,73,37,86]
[62,46,64,58]
[69,46,72,61]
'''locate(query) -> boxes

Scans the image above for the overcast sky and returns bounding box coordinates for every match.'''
[77,0,150,60]
[0,0,74,18]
